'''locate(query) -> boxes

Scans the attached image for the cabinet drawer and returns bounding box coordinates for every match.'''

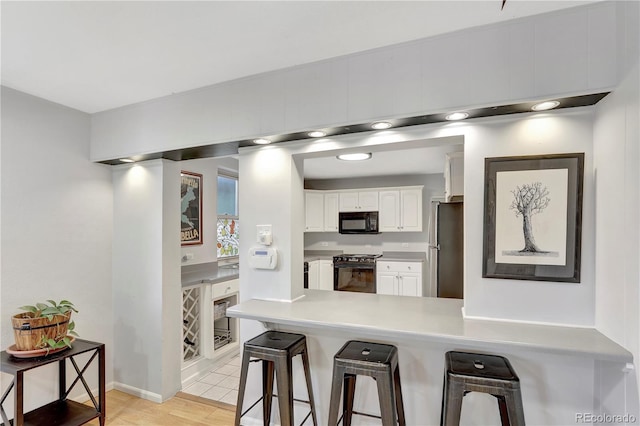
[377,261,421,273]
[212,279,239,299]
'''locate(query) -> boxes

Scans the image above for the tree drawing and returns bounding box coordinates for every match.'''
[509,182,550,252]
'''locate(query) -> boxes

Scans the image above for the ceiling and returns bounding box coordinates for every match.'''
[1,1,599,114]
[304,141,464,180]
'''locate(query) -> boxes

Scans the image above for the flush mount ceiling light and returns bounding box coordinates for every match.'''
[445,112,469,121]
[371,121,392,130]
[253,138,272,145]
[308,130,326,138]
[119,158,135,163]
[337,153,372,161]
[531,100,560,111]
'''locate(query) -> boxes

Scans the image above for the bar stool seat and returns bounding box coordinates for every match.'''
[441,351,525,426]
[328,340,406,426]
[235,330,318,426]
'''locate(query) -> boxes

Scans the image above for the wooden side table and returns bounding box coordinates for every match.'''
[0,338,105,426]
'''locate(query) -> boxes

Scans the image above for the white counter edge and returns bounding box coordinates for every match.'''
[227,290,633,364]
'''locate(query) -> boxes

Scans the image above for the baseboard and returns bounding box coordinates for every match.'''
[113,381,163,403]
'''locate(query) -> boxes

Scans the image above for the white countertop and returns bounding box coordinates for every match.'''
[181,262,239,288]
[227,290,632,363]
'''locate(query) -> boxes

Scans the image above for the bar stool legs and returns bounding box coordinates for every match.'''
[235,331,318,426]
[328,340,406,426]
[440,351,525,426]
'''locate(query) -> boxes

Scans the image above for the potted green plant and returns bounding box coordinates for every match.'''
[11,300,79,352]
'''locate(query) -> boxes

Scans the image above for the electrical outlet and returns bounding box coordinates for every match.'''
[321,242,328,247]
[185,253,194,260]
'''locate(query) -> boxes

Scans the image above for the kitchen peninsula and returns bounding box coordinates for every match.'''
[228,291,632,425]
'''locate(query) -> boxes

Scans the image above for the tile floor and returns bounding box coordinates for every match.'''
[182,354,240,405]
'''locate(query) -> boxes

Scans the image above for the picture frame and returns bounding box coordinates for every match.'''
[181,171,203,246]
[482,153,584,282]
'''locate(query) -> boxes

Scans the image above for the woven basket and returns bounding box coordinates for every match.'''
[11,311,71,351]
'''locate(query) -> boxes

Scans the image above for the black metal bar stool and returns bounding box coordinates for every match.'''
[328,340,406,426]
[440,351,525,426]
[235,330,318,426]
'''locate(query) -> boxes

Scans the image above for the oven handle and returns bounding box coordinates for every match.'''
[333,262,376,270]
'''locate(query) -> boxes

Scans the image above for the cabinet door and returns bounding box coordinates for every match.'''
[324,193,339,232]
[400,189,422,232]
[379,190,401,232]
[445,152,464,202]
[376,273,397,295]
[308,261,320,289]
[339,192,360,212]
[398,273,421,297]
[305,191,324,232]
[358,191,379,211]
[319,260,334,291]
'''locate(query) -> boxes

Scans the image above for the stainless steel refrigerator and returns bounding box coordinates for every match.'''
[428,201,463,299]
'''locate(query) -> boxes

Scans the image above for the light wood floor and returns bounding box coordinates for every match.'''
[85,390,236,425]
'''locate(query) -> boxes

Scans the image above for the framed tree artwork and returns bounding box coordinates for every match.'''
[482,153,584,282]
[181,171,203,246]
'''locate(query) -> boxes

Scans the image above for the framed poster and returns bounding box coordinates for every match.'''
[181,171,202,246]
[482,153,584,282]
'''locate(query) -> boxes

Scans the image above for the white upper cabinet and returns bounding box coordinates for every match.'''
[323,193,339,232]
[379,191,401,232]
[339,191,379,212]
[444,152,464,202]
[304,191,324,232]
[379,187,423,232]
[400,188,422,232]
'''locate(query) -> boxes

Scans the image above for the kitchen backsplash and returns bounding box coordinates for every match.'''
[304,232,430,255]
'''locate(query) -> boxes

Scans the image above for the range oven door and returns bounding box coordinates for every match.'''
[334,262,376,293]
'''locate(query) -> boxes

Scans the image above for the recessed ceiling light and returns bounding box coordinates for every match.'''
[371,121,392,130]
[337,153,372,161]
[308,130,326,138]
[445,112,469,121]
[253,138,272,145]
[119,158,134,163]
[531,100,560,111]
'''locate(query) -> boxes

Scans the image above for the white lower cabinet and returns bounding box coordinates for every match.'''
[376,261,423,297]
[308,261,319,289]
[308,259,334,290]
[204,279,239,359]
[319,260,334,290]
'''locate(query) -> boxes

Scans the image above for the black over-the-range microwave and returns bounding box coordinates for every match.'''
[338,211,380,234]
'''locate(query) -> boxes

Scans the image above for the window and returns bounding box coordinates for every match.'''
[217,173,239,259]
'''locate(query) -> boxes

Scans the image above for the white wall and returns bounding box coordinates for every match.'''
[238,147,305,303]
[593,0,640,414]
[463,110,596,326]
[0,87,114,412]
[238,106,597,328]
[179,157,239,266]
[90,1,618,161]
[111,159,181,401]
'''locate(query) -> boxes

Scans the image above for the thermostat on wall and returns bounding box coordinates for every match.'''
[248,247,278,270]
